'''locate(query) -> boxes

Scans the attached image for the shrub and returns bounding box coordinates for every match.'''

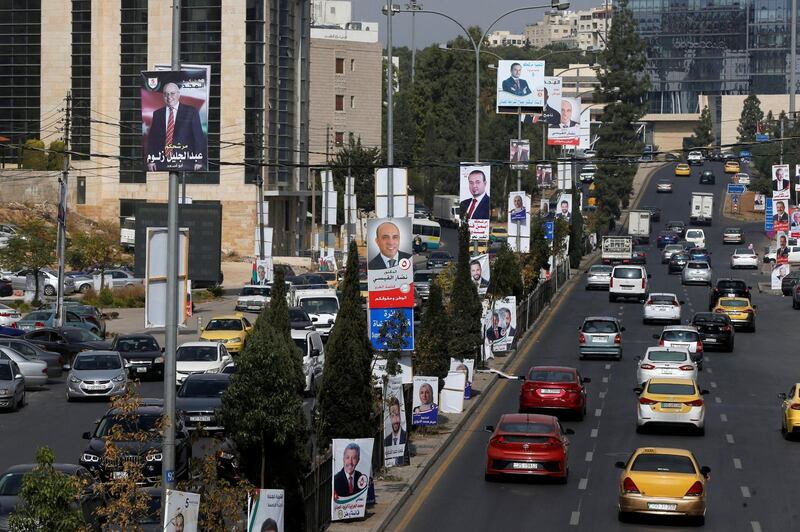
[83,285,145,308]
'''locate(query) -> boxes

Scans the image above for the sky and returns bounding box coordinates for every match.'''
[353,0,604,48]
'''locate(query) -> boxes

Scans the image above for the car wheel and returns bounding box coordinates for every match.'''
[484,473,497,482]
[635,424,644,434]
[19,390,25,408]
[79,284,91,293]
[693,515,705,526]
[618,511,629,523]
[11,393,19,412]
[66,392,75,403]
[44,285,56,296]
[558,469,569,484]
[750,323,756,333]
[726,342,734,353]
[578,406,586,421]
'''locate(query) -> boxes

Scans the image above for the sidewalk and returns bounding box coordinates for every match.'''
[328,163,662,531]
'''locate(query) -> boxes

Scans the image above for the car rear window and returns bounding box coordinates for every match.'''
[647,351,687,362]
[720,299,748,307]
[686,231,703,238]
[646,382,696,395]
[718,281,746,290]
[733,248,754,255]
[582,320,619,333]
[589,265,612,274]
[687,262,709,269]
[693,314,727,324]
[414,272,434,283]
[613,268,642,279]
[500,422,553,434]
[649,295,675,304]
[631,454,696,474]
[0,365,12,380]
[671,253,690,260]
[528,370,574,383]
[663,330,699,342]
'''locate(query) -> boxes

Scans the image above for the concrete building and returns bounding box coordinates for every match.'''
[525,11,577,49]
[0,0,313,256]
[575,6,610,52]
[487,31,528,47]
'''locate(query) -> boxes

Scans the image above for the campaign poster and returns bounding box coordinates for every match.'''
[772,262,792,290]
[765,198,774,232]
[510,139,530,170]
[773,164,791,200]
[369,308,414,352]
[773,199,790,233]
[520,76,562,127]
[776,232,791,265]
[320,253,337,272]
[164,489,200,532]
[556,193,573,222]
[484,297,517,354]
[496,60,546,112]
[450,358,475,400]
[539,198,550,216]
[791,207,800,239]
[371,354,413,385]
[578,103,592,149]
[508,192,530,253]
[252,258,272,285]
[253,226,273,258]
[412,376,439,426]
[141,69,209,172]
[383,375,408,467]
[470,254,490,296]
[331,438,374,521]
[536,163,553,188]
[248,489,284,532]
[366,217,414,308]
[459,165,491,240]
[548,97,581,146]
[754,193,766,212]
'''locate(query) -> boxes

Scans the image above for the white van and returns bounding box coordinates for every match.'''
[684,229,706,249]
[291,329,325,393]
[609,265,650,303]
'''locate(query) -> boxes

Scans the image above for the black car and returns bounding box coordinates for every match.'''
[691,312,735,352]
[176,373,231,432]
[427,251,453,269]
[0,279,11,297]
[289,307,314,330]
[668,252,691,274]
[293,273,327,288]
[64,304,107,338]
[664,221,686,238]
[631,245,648,265]
[641,205,661,222]
[111,334,164,380]
[0,463,106,529]
[699,170,716,185]
[708,278,752,310]
[781,271,800,296]
[23,327,111,361]
[0,338,65,380]
[80,400,191,485]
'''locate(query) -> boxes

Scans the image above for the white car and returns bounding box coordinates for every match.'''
[642,293,683,324]
[684,229,706,249]
[735,172,750,185]
[682,261,712,286]
[175,342,232,386]
[730,247,759,269]
[0,304,21,327]
[609,265,649,303]
[654,326,703,357]
[291,329,325,393]
[636,347,696,386]
[580,164,597,183]
[235,285,272,313]
[656,180,673,193]
[687,151,704,165]
[636,378,706,432]
[585,264,612,290]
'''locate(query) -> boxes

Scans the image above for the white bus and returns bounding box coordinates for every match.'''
[412,218,442,251]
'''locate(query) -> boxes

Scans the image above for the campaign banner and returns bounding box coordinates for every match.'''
[557,159,573,190]
[141,69,209,172]
[508,192,530,253]
[412,376,439,426]
[252,258,272,285]
[484,297,518,353]
[536,163,553,188]
[773,164,791,200]
[383,375,408,467]
[331,438,374,521]
[776,232,791,265]
[375,168,409,218]
[772,198,790,233]
[164,489,200,532]
[754,193,766,212]
[791,207,800,239]
[765,198,774,232]
[556,193,573,222]
[248,489,284,532]
[578,102,591,149]
[371,354,413,385]
[470,254,490,296]
[366,218,414,308]
[540,198,550,216]
[772,262,792,290]
[496,60,546,112]
[520,76,562,126]
[510,139,530,170]
[459,165,492,240]
[369,308,414,351]
[450,358,475,400]
[548,97,581,146]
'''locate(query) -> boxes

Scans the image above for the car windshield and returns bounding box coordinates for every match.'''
[734,248,754,255]
[242,287,270,297]
[289,309,310,322]
[649,295,675,304]
[74,354,121,371]
[293,338,308,353]
[721,299,748,307]
[665,245,683,251]
[667,222,683,228]
[646,382,696,395]
[300,298,339,315]
[22,311,52,321]
[0,472,23,496]
[63,329,102,342]
[116,337,159,352]
[528,370,574,383]
[687,263,709,269]
[178,379,229,398]
[582,320,618,333]
[589,265,612,274]
[672,253,690,261]
[647,351,687,362]
[725,228,741,234]
[430,252,450,259]
[613,268,642,279]
[176,346,218,362]
[96,413,162,437]
[631,454,696,474]
[500,421,553,434]
[0,365,12,380]
[205,319,243,331]
[663,330,699,342]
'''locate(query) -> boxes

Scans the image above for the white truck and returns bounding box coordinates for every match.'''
[289,288,340,339]
[120,216,136,251]
[433,195,461,227]
[690,192,714,225]
[601,236,633,265]
[627,210,651,243]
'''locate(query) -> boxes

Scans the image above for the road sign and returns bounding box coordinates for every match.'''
[727,183,746,194]
[544,221,554,240]
[756,133,769,142]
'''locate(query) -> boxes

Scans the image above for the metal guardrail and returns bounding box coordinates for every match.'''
[516,258,571,339]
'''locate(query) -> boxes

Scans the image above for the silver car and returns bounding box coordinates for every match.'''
[585,264,613,290]
[661,244,685,264]
[635,347,696,386]
[681,261,712,286]
[578,316,624,359]
[105,269,144,289]
[66,350,128,401]
[0,360,25,411]
[0,346,48,388]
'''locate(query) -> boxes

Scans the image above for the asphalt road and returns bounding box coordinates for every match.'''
[390,161,799,531]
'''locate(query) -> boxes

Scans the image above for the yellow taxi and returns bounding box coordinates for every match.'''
[471,240,490,255]
[616,447,710,525]
[712,296,756,331]
[489,226,508,243]
[724,160,740,174]
[199,313,253,353]
[635,378,707,434]
[674,163,691,176]
[780,384,800,439]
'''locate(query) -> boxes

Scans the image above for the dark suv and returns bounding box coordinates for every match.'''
[699,170,716,185]
[79,400,191,485]
[691,312,735,352]
[708,279,751,310]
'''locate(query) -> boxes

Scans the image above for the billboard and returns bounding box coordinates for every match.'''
[556,193,573,222]
[331,438,374,521]
[141,69,209,172]
[548,97,582,146]
[776,231,791,265]
[411,376,439,426]
[773,164,791,200]
[164,489,200,532]
[508,192,530,252]
[383,375,408,467]
[145,228,190,329]
[536,163,553,188]
[369,308,414,351]
[459,165,491,240]
[496,60,546,113]
[375,168,409,218]
[484,297,517,353]
[772,262,792,290]
[450,358,475,399]
[470,254,490,295]
[520,76,562,126]
[509,139,530,170]
[791,207,800,239]
[366,218,414,308]
[773,198,790,233]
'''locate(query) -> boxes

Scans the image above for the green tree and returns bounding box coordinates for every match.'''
[737,94,764,143]
[329,137,383,216]
[593,0,650,228]
[47,140,65,171]
[487,242,523,299]
[66,220,123,289]
[318,240,375,443]
[689,105,714,148]
[414,282,450,381]
[7,447,85,532]
[521,214,551,291]
[447,223,482,361]
[21,139,47,170]
[0,219,56,300]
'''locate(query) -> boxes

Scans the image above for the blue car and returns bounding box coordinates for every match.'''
[15,310,100,335]
[656,231,680,249]
[688,248,711,263]
[0,325,25,337]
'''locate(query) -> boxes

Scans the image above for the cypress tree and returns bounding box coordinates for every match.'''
[737,94,763,143]
[487,242,523,300]
[447,223,482,360]
[414,282,450,381]
[569,188,585,269]
[690,105,714,148]
[318,240,375,442]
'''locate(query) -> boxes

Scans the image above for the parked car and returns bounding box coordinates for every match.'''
[781,271,800,296]
[176,373,231,432]
[519,365,590,419]
[0,305,20,327]
[66,350,128,401]
[53,303,107,337]
[690,312,734,353]
[66,272,95,293]
[0,338,65,380]
[175,342,232,387]
[0,345,48,388]
[585,264,612,290]
[0,325,25,337]
[23,327,111,361]
[5,268,75,296]
[578,316,624,359]
[681,261,712,286]
[102,269,144,289]
[111,334,164,380]
[722,227,744,245]
[0,359,25,411]
[0,279,12,297]
[16,310,100,335]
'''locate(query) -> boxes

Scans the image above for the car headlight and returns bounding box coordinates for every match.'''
[154,356,164,364]
[70,375,82,384]
[0,388,9,396]
[112,374,126,383]
[205,368,219,374]
[81,453,100,463]
[145,452,163,462]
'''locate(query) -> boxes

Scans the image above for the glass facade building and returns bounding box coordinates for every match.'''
[245,0,266,185]
[268,0,296,186]
[119,0,148,184]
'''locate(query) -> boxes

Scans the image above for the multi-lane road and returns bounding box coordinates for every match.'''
[390,161,798,531]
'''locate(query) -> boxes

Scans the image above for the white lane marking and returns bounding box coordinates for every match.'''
[705,356,711,363]
[726,434,735,444]
[721,413,728,422]
[710,381,718,388]
[706,367,713,374]
[715,397,722,404]
[741,486,751,498]
[605,364,612,370]
[595,409,602,417]
[751,521,762,532]
[585,451,594,462]
[599,391,606,399]
[733,458,742,470]
[590,428,598,438]
[570,511,580,526]
[602,377,609,383]
[578,478,588,490]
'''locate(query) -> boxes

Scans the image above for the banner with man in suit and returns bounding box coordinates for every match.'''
[366,217,414,308]
[331,438,374,521]
[496,60,545,113]
[459,165,492,240]
[383,375,409,467]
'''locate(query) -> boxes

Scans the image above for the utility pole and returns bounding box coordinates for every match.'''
[55,91,71,327]
[407,0,423,83]
[515,107,522,253]
[163,0,181,493]
[791,0,797,119]
[385,1,396,217]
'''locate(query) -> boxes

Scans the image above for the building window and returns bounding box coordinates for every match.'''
[335,57,344,73]
[71,0,91,160]
[245,0,265,185]
[350,95,355,109]
[119,0,147,184]
[350,58,355,71]
[334,131,344,146]
[267,0,296,186]
[335,95,344,111]
[76,176,86,204]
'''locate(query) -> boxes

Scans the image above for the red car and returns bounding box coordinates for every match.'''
[519,366,590,419]
[484,413,573,482]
